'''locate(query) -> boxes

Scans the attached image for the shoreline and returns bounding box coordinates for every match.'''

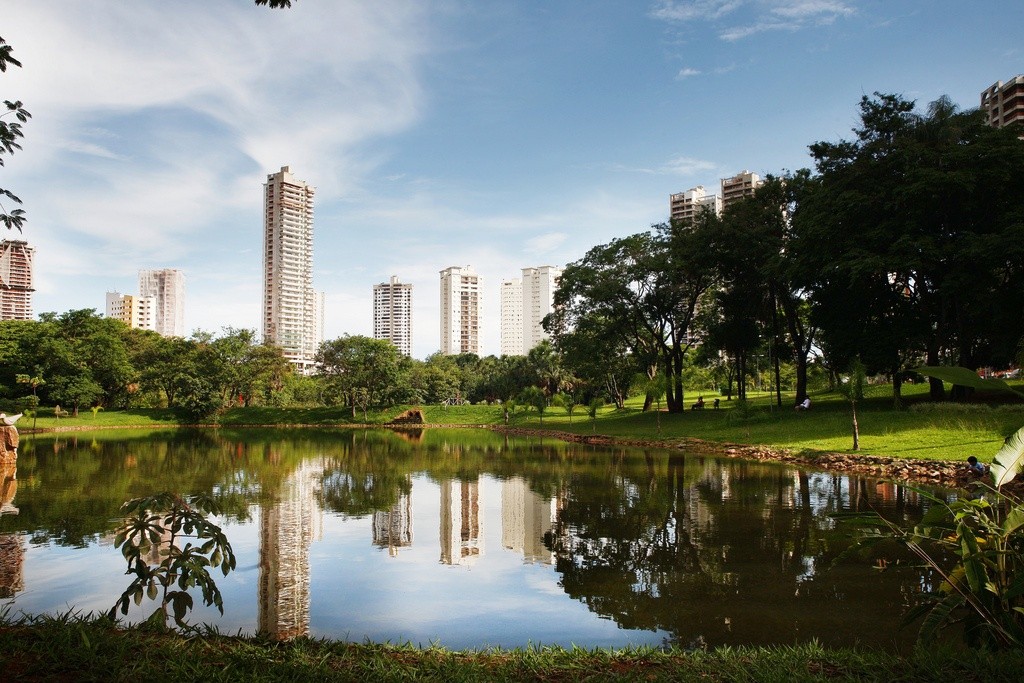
[21,420,987,489]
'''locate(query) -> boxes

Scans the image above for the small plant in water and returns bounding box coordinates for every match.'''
[109,492,236,630]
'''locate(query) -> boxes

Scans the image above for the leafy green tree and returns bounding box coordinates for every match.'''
[800,93,1024,400]
[519,385,547,423]
[316,335,401,416]
[548,219,717,413]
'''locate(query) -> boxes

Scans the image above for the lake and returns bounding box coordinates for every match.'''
[0,427,948,651]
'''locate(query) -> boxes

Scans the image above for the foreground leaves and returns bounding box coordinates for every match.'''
[109,492,236,630]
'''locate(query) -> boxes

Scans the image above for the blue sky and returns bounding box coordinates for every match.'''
[3,1,1021,359]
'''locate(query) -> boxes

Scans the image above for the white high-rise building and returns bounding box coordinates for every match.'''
[263,166,319,372]
[105,291,155,331]
[373,275,413,357]
[499,278,523,356]
[439,265,481,355]
[0,240,34,321]
[138,268,184,337]
[670,185,722,224]
[720,170,763,211]
[521,265,561,352]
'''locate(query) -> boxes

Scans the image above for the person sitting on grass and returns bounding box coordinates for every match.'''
[967,456,986,477]
[691,396,705,410]
[795,397,811,411]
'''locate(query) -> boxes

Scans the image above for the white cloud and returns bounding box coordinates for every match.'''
[770,1,855,20]
[525,232,568,256]
[676,67,702,79]
[651,0,856,41]
[650,0,744,22]
[660,156,719,176]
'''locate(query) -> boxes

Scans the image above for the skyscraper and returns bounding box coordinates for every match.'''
[0,240,34,321]
[263,166,319,372]
[499,278,523,356]
[138,268,185,337]
[373,275,413,357]
[439,265,481,355]
[521,265,561,353]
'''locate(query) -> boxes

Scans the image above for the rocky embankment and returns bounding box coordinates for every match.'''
[495,426,989,490]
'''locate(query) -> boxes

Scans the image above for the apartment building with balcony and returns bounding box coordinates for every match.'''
[263,166,319,372]
[981,75,1024,129]
[138,268,184,337]
[0,239,34,321]
[669,185,722,224]
[373,275,413,357]
[105,291,156,331]
[440,265,481,355]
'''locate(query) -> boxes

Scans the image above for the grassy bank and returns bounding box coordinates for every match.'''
[21,381,1024,463]
[2,613,1024,682]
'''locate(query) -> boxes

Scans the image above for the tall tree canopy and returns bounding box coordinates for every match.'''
[797,93,1024,399]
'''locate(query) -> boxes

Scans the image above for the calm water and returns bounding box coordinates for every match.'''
[0,428,950,650]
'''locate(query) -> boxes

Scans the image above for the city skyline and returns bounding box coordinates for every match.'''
[3,2,1022,358]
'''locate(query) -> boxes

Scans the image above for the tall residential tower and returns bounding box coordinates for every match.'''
[499,278,523,356]
[138,268,185,337]
[521,266,561,352]
[439,265,481,355]
[373,275,413,357]
[263,166,319,372]
[0,240,34,321]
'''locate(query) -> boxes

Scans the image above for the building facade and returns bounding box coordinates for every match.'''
[0,240,34,321]
[521,265,561,353]
[138,268,185,337]
[981,75,1024,129]
[669,185,722,224]
[263,166,319,372]
[373,275,413,357]
[720,170,763,211]
[439,265,481,355]
[105,291,156,331]
[499,278,523,356]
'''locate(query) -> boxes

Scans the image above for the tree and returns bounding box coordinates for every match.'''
[799,93,1024,400]
[548,219,717,413]
[1,35,30,232]
[316,335,401,416]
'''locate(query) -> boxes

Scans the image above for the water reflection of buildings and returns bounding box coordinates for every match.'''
[0,462,23,599]
[258,458,324,640]
[501,477,557,565]
[372,490,413,557]
[439,478,482,565]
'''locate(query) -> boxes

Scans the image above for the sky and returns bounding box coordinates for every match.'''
[3,0,1022,359]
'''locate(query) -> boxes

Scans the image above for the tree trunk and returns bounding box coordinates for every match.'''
[892,367,904,409]
[851,401,859,451]
[926,347,945,401]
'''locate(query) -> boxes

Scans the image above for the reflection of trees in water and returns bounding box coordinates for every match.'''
[548,452,933,649]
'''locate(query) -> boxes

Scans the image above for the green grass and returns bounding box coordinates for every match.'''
[20,380,1024,463]
[3,611,1024,682]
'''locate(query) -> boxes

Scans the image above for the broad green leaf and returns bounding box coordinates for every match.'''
[992,426,1024,488]
[915,366,1024,397]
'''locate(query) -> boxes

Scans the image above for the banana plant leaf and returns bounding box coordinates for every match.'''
[915,366,1024,398]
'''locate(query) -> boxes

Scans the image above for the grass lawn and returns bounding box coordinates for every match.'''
[19,380,1024,464]
[3,613,1024,682]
